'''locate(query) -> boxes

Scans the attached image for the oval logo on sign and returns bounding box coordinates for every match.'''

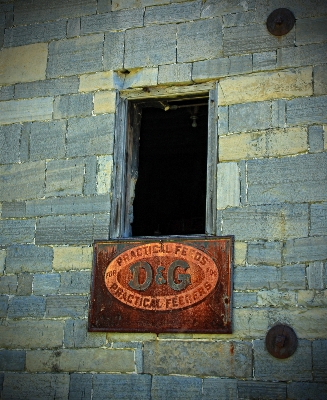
[105,242,219,311]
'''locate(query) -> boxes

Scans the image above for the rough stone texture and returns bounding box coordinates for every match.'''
[145,1,200,25]
[0,85,14,101]
[47,34,104,78]
[232,308,269,338]
[15,76,79,99]
[45,295,88,317]
[247,241,282,265]
[0,124,22,164]
[202,378,237,400]
[26,348,135,373]
[124,24,176,68]
[0,295,8,317]
[69,373,92,400]
[0,43,47,85]
[97,156,113,194]
[103,31,125,71]
[310,203,327,236]
[201,0,254,17]
[67,18,81,38]
[278,43,327,68]
[287,95,327,126]
[53,246,92,271]
[0,276,17,295]
[238,381,287,400]
[283,236,327,264]
[287,382,327,400]
[64,319,106,348]
[307,262,326,290]
[228,101,271,133]
[123,68,158,89]
[33,273,60,295]
[16,273,33,295]
[257,289,297,307]
[8,295,45,318]
[314,64,327,95]
[298,289,327,308]
[151,375,202,400]
[313,340,327,382]
[233,292,257,308]
[60,271,91,294]
[79,71,121,92]
[144,340,252,378]
[253,51,277,71]
[296,16,327,46]
[158,63,192,85]
[216,162,240,209]
[0,350,25,372]
[0,219,36,246]
[309,125,324,152]
[53,93,93,119]
[94,91,117,114]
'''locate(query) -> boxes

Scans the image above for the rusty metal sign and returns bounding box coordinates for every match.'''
[88,236,233,333]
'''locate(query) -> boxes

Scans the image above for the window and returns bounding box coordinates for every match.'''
[110,83,218,238]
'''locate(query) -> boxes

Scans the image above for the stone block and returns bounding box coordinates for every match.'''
[289,308,327,339]
[145,1,200,25]
[16,273,33,296]
[54,93,93,119]
[247,241,282,265]
[64,319,106,348]
[81,8,143,34]
[223,10,255,27]
[0,295,8,317]
[177,18,223,63]
[311,203,327,236]
[202,378,237,400]
[313,340,327,382]
[219,67,312,106]
[279,41,327,68]
[60,271,91,294]
[33,273,60,295]
[228,101,271,133]
[192,55,252,82]
[309,125,324,152]
[218,105,228,134]
[238,381,287,400]
[53,246,92,271]
[67,114,115,157]
[287,95,327,125]
[14,0,97,25]
[67,18,81,38]
[79,71,122,92]
[97,156,113,194]
[92,374,151,400]
[112,0,168,11]
[45,295,88,317]
[151,375,202,400]
[8,295,45,318]
[234,241,247,265]
[298,289,327,307]
[234,265,279,290]
[0,85,14,101]
[97,0,111,13]
[233,292,257,308]
[257,289,296,307]
[123,68,158,89]
[158,63,192,85]
[219,204,308,241]
[271,99,286,128]
[247,153,327,204]
[0,276,17,295]
[235,308,271,337]
[224,23,294,56]
[217,162,240,209]
[45,158,85,197]
[30,120,66,161]
[26,348,135,373]
[201,0,254,17]
[254,339,312,381]
[0,124,21,164]
[47,34,104,78]
[15,76,79,99]
[0,43,47,85]
[219,127,307,161]
[69,373,93,400]
[296,16,327,46]
[103,31,125,71]
[287,382,327,400]
[6,244,53,274]
[1,373,69,400]
[144,340,252,378]
[307,262,326,290]
[0,250,5,274]
[84,156,98,195]
[253,50,277,71]
[0,219,36,246]
[284,236,327,264]
[124,25,176,69]
[314,64,327,95]
[0,97,53,125]
[94,91,117,114]
[0,320,64,349]
[279,265,306,290]
[4,19,66,47]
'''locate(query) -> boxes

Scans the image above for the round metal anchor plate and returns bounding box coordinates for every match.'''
[267,8,295,36]
[265,324,298,359]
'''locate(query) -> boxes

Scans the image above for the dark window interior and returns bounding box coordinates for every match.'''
[132,98,208,236]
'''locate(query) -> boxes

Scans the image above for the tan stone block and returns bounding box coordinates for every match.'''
[218,67,313,106]
[94,91,116,115]
[53,246,92,271]
[233,308,269,338]
[314,64,327,95]
[123,67,158,89]
[0,43,47,85]
[79,71,122,92]
[217,162,240,209]
[97,155,113,194]
[219,127,307,161]
[107,332,157,341]
[298,289,327,307]
[234,241,247,266]
[257,289,296,307]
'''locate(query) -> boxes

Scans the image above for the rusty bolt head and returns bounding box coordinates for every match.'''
[267,8,295,36]
[266,324,298,359]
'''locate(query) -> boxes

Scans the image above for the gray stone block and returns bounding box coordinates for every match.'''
[35,214,110,245]
[92,374,152,400]
[151,375,202,400]
[0,219,36,246]
[67,18,81,38]
[0,124,21,164]
[17,273,33,296]
[4,19,66,47]
[33,273,60,295]
[287,382,327,400]
[0,295,8,317]
[6,245,53,274]
[97,0,111,14]
[0,85,14,100]
[247,153,327,204]
[60,271,91,294]
[233,292,257,307]
[296,16,327,46]
[203,378,237,400]
[0,350,25,371]
[53,93,93,119]
[218,106,228,135]
[278,43,327,68]
[248,241,282,265]
[46,295,88,317]
[158,63,192,85]
[229,101,271,133]
[219,204,308,241]
[309,125,324,153]
[1,202,26,218]
[67,114,115,157]
[201,0,254,17]
[84,156,98,196]
[145,1,200,25]
[8,295,45,318]
[279,265,306,290]
[15,77,79,99]
[253,51,277,71]
[223,10,256,27]
[30,120,66,161]
[64,319,106,348]
[14,0,97,25]
[287,95,327,125]
[311,203,327,236]
[271,99,286,128]
[234,265,279,290]
[307,262,326,290]
[238,381,287,399]
[144,340,252,378]
[177,18,223,63]
[254,339,312,381]
[284,236,327,264]
[69,373,93,400]
[313,340,327,382]
[125,25,176,69]
[0,161,45,202]
[103,30,125,71]
[1,372,69,400]
[81,8,143,34]
[0,276,17,295]
[47,34,104,78]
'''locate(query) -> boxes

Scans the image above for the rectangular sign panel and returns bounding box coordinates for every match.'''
[88,236,233,333]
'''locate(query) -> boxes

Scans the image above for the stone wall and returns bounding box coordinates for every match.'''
[0,0,326,398]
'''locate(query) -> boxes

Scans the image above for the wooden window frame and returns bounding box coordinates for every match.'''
[109,82,218,239]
